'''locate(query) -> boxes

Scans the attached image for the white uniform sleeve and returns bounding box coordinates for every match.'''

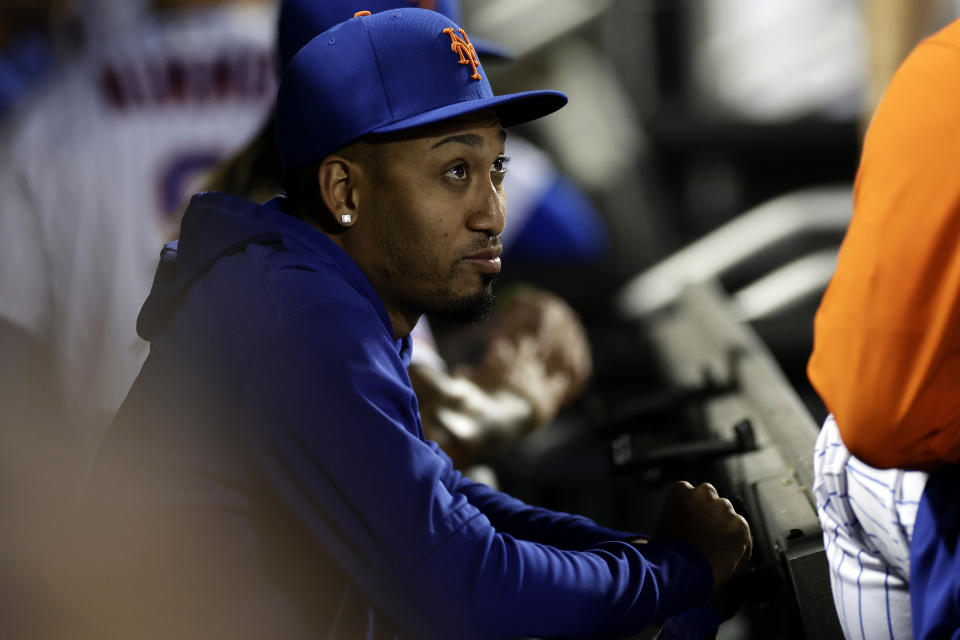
[813,415,927,639]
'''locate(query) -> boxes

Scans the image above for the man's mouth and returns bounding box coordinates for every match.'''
[463,247,502,273]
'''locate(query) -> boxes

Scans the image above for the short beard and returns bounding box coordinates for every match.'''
[425,275,496,324]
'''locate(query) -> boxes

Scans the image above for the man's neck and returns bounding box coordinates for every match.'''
[385,308,420,341]
[306,217,418,341]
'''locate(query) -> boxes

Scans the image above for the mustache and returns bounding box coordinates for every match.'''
[461,234,503,257]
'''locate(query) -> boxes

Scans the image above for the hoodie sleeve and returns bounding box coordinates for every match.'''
[239,302,713,640]
[425,441,638,550]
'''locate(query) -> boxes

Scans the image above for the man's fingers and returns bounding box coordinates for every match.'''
[696,482,719,499]
[671,480,696,493]
[656,480,753,586]
[737,513,753,563]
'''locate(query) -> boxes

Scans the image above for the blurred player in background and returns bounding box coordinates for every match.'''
[811,14,960,638]
[0,0,67,121]
[0,0,276,466]
[0,0,276,634]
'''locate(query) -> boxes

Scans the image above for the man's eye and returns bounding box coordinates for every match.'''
[492,156,510,174]
[445,164,468,180]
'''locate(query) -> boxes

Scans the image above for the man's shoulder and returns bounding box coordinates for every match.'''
[182,208,388,343]
[231,201,388,328]
[261,251,376,317]
[150,194,398,386]
[175,232,380,337]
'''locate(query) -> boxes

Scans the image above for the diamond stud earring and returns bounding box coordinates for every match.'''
[340,214,352,224]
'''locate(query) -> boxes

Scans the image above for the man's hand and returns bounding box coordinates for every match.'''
[653,481,752,589]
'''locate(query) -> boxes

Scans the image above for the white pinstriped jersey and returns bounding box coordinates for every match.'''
[814,416,928,640]
[0,4,276,447]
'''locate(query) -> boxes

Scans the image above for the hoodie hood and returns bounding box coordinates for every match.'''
[136,192,388,342]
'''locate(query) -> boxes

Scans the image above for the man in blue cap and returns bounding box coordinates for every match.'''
[82,9,750,639]
[206,0,604,470]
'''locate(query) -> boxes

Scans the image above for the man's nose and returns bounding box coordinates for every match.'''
[467,179,505,236]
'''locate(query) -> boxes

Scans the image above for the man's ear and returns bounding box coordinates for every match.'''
[317,157,360,228]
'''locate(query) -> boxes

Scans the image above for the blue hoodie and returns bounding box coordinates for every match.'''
[85,192,713,639]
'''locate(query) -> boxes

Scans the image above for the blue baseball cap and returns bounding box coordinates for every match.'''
[276,8,566,173]
[277,0,513,73]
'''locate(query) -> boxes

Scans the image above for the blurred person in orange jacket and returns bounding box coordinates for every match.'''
[809,16,960,638]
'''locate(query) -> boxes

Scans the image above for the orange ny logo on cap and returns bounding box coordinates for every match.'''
[414,0,437,9]
[443,28,481,80]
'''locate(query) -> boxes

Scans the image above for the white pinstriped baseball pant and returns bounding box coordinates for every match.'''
[814,415,928,639]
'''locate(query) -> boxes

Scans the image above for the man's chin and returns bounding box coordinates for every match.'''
[426,280,496,324]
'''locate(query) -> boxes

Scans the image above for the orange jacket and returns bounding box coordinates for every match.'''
[808,19,960,471]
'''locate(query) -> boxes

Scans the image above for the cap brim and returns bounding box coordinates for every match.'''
[471,37,514,63]
[370,89,567,135]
